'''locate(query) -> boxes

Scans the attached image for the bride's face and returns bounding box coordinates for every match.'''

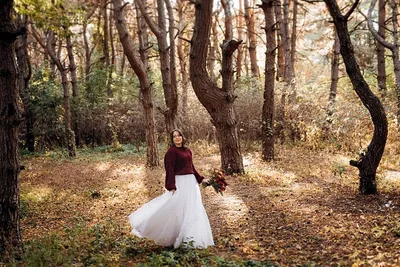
[173,131,183,147]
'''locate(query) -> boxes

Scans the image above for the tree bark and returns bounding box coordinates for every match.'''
[244,0,260,77]
[323,31,340,138]
[83,4,97,85]
[136,0,178,133]
[0,0,24,257]
[102,0,113,97]
[190,0,244,174]
[177,0,190,116]
[368,0,400,129]
[15,13,34,152]
[261,0,276,161]
[113,0,159,167]
[274,0,284,81]
[324,0,388,194]
[207,8,221,82]
[282,0,293,84]
[236,0,244,79]
[290,0,297,81]
[377,0,386,95]
[65,28,80,147]
[327,32,340,120]
[221,0,233,40]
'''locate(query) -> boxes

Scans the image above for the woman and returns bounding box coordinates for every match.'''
[128,129,214,249]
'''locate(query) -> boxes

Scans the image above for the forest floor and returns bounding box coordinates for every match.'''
[17,143,400,266]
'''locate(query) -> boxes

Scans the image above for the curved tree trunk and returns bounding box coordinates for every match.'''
[113,0,159,167]
[190,0,244,174]
[0,0,24,257]
[261,0,276,161]
[324,0,388,194]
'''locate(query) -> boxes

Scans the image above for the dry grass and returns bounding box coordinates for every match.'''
[18,143,400,266]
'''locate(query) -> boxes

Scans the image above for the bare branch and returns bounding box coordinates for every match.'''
[135,0,162,38]
[344,0,360,20]
[367,0,394,49]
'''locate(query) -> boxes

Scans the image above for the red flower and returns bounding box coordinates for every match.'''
[202,168,228,195]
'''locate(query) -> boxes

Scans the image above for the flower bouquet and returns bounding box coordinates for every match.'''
[202,168,228,195]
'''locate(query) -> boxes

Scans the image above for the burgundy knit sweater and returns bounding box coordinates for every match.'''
[164,146,204,190]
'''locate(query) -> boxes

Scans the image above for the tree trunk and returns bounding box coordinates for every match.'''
[15,14,34,152]
[177,0,190,116]
[261,0,276,161]
[290,0,297,75]
[208,9,220,82]
[83,4,97,85]
[32,28,76,157]
[325,0,388,194]
[327,32,340,120]
[165,0,178,127]
[102,0,112,97]
[236,0,244,80]
[65,29,80,147]
[221,0,233,40]
[190,0,244,174]
[323,31,340,138]
[377,0,386,95]
[274,0,284,81]
[275,0,286,142]
[368,0,400,129]
[136,0,178,133]
[113,0,159,167]
[282,0,293,84]
[244,0,260,77]
[0,0,24,257]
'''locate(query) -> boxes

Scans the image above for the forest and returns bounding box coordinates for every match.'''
[1,0,400,265]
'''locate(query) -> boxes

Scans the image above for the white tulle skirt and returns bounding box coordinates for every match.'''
[128,174,214,249]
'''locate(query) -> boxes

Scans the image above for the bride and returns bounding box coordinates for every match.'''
[128,129,214,249]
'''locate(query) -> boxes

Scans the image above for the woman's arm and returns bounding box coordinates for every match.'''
[164,149,177,190]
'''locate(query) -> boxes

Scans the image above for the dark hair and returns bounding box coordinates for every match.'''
[170,129,186,148]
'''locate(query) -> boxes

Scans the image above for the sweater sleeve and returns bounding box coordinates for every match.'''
[164,148,177,190]
[190,149,204,184]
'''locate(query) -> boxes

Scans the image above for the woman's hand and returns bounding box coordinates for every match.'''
[170,189,176,195]
[202,178,210,185]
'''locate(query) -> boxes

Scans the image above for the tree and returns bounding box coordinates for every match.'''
[323,31,340,137]
[376,0,386,95]
[236,0,244,79]
[274,0,284,80]
[190,0,244,174]
[136,0,178,133]
[367,0,400,129]
[102,0,113,97]
[177,0,190,116]
[113,0,159,167]
[324,0,388,194]
[260,0,276,161]
[244,0,260,77]
[0,0,24,257]
[31,27,76,157]
[15,12,33,152]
